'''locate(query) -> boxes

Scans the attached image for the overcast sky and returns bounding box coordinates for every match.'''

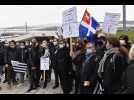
[0,5,133,28]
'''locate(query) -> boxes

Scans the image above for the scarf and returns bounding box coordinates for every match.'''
[98,48,120,78]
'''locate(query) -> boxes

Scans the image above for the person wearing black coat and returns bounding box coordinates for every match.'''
[98,36,127,94]
[72,42,85,94]
[125,44,134,94]
[80,42,98,94]
[0,42,5,82]
[17,42,29,83]
[51,39,60,89]
[4,40,18,89]
[47,40,55,83]
[55,40,73,94]
[3,42,9,83]
[27,39,42,92]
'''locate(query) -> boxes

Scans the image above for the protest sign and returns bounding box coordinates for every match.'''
[40,57,49,70]
[62,7,78,38]
[103,12,120,34]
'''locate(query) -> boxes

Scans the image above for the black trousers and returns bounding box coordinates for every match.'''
[48,65,52,81]
[29,68,41,88]
[58,71,73,94]
[4,67,8,81]
[44,70,49,83]
[74,71,80,92]
[6,66,16,85]
[53,68,59,85]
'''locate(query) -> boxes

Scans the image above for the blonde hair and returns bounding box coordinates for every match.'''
[129,44,134,60]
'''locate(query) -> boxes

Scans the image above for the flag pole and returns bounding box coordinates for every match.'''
[69,23,73,57]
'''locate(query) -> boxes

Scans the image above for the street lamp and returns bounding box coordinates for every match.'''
[123,5,126,33]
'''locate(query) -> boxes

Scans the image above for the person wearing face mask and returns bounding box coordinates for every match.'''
[80,42,98,94]
[97,36,127,94]
[4,40,18,89]
[27,39,42,92]
[0,42,4,85]
[3,41,9,83]
[72,41,86,94]
[51,39,60,89]
[55,39,74,94]
[17,42,28,84]
[46,39,56,83]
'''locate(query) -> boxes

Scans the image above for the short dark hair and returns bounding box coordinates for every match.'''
[9,40,16,44]
[20,41,25,45]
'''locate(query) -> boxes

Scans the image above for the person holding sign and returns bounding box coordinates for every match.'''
[40,40,50,89]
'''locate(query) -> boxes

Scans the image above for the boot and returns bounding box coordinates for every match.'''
[52,84,59,89]
[43,82,47,88]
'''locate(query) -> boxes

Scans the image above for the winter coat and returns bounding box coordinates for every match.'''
[81,53,98,85]
[0,48,5,65]
[29,46,42,69]
[102,52,127,94]
[4,47,19,66]
[18,48,29,63]
[72,50,85,73]
[126,60,134,94]
[56,46,73,75]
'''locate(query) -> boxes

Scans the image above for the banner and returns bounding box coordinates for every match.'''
[40,57,49,70]
[11,60,27,73]
[103,12,120,34]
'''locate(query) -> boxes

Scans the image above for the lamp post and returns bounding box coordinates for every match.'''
[123,5,126,33]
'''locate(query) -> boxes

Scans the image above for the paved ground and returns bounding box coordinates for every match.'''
[0,70,64,94]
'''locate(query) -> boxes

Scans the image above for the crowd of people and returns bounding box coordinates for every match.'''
[0,33,134,94]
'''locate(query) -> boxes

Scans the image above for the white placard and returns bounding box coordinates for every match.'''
[62,7,77,24]
[62,7,78,38]
[103,12,120,34]
[40,57,49,70]
[70,23,79,37]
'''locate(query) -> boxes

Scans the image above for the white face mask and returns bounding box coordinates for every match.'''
[120,40,126,45]
[86,49,93,54]
[20,46,25,48]
[53,42,57,46]
[59,44,64,48]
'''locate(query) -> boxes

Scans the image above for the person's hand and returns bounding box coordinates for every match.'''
[70,51,74,57]
[84,81,91,87]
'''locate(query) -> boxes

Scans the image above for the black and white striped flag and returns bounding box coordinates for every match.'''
[11,60,27,73]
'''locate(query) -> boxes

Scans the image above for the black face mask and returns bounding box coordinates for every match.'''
[76,46,81,51]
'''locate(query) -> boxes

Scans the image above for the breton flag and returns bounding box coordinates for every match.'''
[79,9,99,42]
[11,60,27,73]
